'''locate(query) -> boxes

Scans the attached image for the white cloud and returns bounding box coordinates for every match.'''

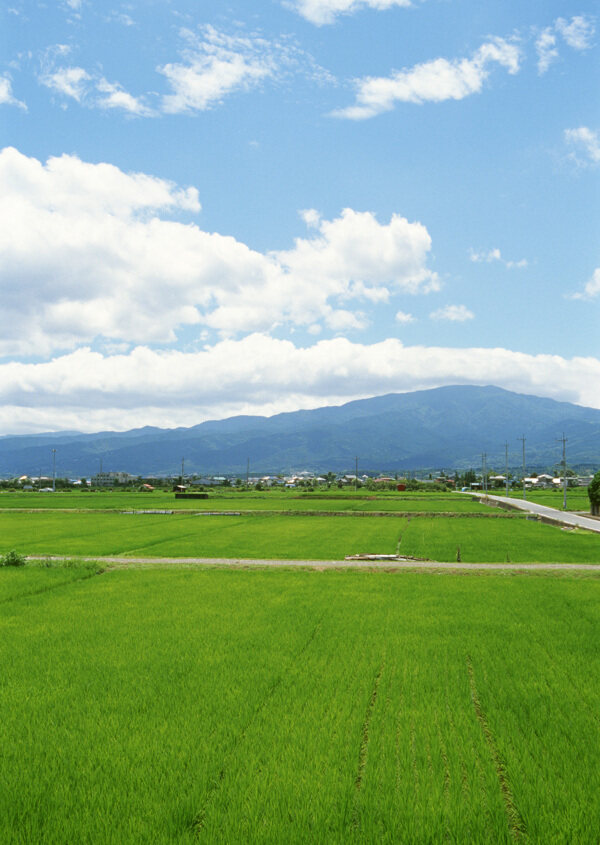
[565,126,600,166]
[555,15,595,50]
[0,147,437,355]
[39,62,151,114]
[40,65,91,101]
[159,26,277,114]
[470,247,501,263]
[395,311,415,323]
[333,37,520,119]
[536,15,595,74]
[2,336,600,433]
[96,79,154,116]
[536,28,559,74]
[0,76,26,109]
[37,29,331,117]
[430,305,474,322]
[572,268,600,300]
[469,247,527,268]
[286,0,412,26]
[300,208,321,228]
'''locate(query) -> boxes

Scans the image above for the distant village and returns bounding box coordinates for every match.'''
[5,468,595,492]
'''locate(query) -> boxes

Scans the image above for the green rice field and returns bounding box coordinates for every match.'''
[1,565,599,843]
[505,488,591,512]
[0,489,490,513]
[1,511,405,559]
[2,501,598,563]
[399,516,600,563]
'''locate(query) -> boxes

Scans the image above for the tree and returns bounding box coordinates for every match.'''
[588,471,600,516]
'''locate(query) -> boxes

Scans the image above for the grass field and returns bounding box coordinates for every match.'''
[0,489,491,513]
[1,565,599,843]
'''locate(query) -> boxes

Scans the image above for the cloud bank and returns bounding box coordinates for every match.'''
[1,336,600,433]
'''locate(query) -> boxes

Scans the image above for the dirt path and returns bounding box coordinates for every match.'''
[26,555,600,571]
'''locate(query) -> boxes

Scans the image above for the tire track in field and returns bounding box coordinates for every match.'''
[395,516,412,557]
[192,612,325,836]
[350,659,385,829]
[467,657,526,841]
[114,515,248,558]
[0,568,101,608]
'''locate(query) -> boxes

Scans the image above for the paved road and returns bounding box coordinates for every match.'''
[27,555,600,571]
[472,493,600,533]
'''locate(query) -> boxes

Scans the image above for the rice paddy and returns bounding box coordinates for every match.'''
[0,489,490,513]
[1,565,599,843]
[1,489,599,843]
[1,490,597,563]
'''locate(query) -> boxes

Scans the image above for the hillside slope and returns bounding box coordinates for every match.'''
[1,385,599,476]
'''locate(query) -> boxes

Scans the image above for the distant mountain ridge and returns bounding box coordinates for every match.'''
[1,386,599,477]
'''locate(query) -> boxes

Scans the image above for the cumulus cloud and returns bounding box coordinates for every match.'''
[285,0,412,26]
[0,147,438,356]
[430,305,474,322]
[395,311,415,323]
[469,247,527,268]
[565,126,600,166]
[333,37,520,119]
[0,75,26,109]
[1,336,600,433]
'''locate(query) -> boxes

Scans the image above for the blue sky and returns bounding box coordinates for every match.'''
[0,0,598,433]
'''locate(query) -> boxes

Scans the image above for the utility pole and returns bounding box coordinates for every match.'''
[556,433,568,510]
[504,441,510,497]
[246,457,249,488]
[518,435,526,501]
[481,453,487,493]
[355,456,358,493]
[181,457,185,487]
[52,448,57,492]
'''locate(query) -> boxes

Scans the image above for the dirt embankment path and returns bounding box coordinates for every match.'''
[26,554,600,571]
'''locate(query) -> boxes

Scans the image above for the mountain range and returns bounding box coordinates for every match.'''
[1,386,599,478]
